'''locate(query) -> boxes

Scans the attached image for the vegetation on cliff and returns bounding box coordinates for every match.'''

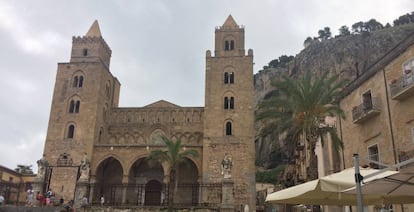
[254,12,414,174]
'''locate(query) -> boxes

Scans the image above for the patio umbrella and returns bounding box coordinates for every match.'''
[344,164,414,204]
[266,167,399,205]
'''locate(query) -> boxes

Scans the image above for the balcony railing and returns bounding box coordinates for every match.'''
[390,72,414,100]
[352,97,381,124]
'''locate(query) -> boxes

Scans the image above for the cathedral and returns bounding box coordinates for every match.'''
[38,15,256,210]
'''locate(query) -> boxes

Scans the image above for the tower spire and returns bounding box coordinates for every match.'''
[222,15,238,27]
[85,20,102,37]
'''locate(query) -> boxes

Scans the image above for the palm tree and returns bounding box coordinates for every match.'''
[147,136,199,212]
[256,71,346,181]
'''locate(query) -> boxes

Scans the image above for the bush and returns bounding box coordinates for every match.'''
[256,166,284,184]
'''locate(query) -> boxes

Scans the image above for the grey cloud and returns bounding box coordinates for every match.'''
[0,0,412,171]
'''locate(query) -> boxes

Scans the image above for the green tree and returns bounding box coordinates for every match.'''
[338,25,350,36]
[147,136,199,212]
[393,12,414,26]
[256,71,346,180]
[364,19,383,32]
[304,36,313,47]
[256,166,285,184]
[15,164,34,174]
[352,21,364,34]
[318,27,331,40]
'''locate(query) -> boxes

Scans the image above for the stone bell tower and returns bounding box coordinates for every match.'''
[41,20,120,201]
[203,15,255,211]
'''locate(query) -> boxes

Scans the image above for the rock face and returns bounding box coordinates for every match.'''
[254,23,414,168]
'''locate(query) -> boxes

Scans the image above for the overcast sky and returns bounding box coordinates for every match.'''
[0,0,413,172]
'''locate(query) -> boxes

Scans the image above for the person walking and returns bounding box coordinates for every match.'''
[26,189,33,206]
[81,195,88,211]
[0,193,4,206]
[100,195,104,207]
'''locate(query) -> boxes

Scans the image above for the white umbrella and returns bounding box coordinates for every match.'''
[266,167,399,205]
[344,164,414,204]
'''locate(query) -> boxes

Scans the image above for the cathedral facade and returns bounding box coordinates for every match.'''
[39,16,255,210]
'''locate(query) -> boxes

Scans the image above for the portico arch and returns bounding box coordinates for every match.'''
[175,157,199,205]
[95,157,123,205]
[125,157,165,205]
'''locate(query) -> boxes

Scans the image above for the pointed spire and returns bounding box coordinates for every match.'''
[85,20,102,37]
[223,15,238,27]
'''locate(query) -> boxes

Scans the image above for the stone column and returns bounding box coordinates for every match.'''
[31,176,44,206]
[88,176,96,204]
[121,175,129,204]
[220,178,235,212]
[75,179,89,207]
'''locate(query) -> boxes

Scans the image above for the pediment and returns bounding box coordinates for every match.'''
[143,100,180,108]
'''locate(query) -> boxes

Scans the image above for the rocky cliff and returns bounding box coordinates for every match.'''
[254,23,414,168]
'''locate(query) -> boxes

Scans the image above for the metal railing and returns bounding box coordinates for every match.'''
[87,183,222,207]
[352,97,381,123]
[390,73,414,99]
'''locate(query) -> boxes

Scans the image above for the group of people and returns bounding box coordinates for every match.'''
[25,189,63,207]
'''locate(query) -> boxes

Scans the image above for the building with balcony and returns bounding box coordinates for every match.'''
[339,32,414,211]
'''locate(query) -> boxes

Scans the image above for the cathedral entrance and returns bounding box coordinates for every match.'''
[144,180,162,205]
[175,159,199,205]
[127,158,164,205]
[95,157,123,205]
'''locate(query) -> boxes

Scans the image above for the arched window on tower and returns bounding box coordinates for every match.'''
[224,40,230,51]
[224,96,234,110]
[69,100,75,113]
[83,48,88,56]
[78,76,84,87]
[225,122,232,136]
[230,40,234,50]
[67,125,75,139]
[224,72,235,84]
[75,101,80,113]
[69,100,80,113]
[72,74,85,88]
[224,72,229,84]
[73,76,79,88]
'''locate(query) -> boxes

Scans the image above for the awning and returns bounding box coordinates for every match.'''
[265,167,399,205]
[344,164,414,204]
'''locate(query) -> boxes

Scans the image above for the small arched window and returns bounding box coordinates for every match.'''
[224,72,235,84]
[224,96,234,110]
[230,40,234,50]
[83,48,88,56]
[224,40,230,51]
[69,100,75,113]
[69,100,80,113]
[72,74,84,88]
[78,76,84,87]
[75,101,80,113]
[224,97,229,109]
[225,122,232,136]
[67,125,75,139]
[73,76,79,88]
